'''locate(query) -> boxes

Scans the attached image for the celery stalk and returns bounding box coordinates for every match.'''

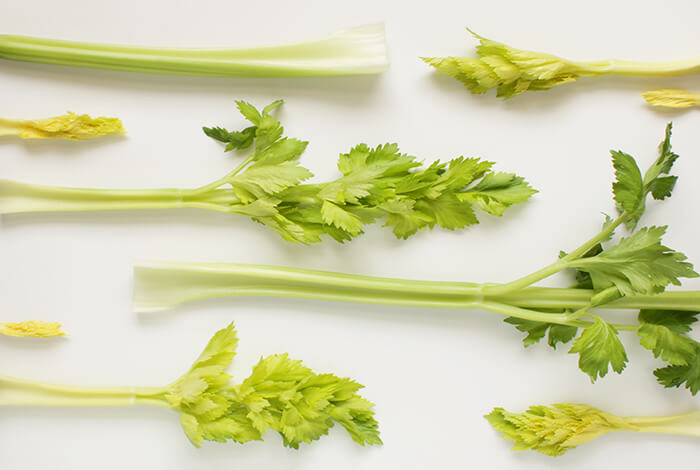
[0,24,388,77]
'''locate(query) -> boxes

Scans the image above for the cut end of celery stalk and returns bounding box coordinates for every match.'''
[133,260,235,313]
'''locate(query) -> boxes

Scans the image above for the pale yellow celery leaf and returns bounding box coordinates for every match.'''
[0,321,66,338]
[486,403,633,456]
[643,89,700,108]
[2,112,125,140]
[180,413,204,447]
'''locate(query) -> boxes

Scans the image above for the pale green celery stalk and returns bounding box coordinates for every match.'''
[132,261,700,318]
[577,58,700,76]
[0,24,388,77]
[487,403,700,456]
[624,410,700,436]
[0,375,169,407]
[0,180,240,214]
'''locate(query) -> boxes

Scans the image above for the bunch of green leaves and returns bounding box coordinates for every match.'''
[202,100,536,243]
[166,322,381,448]
[505,123,700,394]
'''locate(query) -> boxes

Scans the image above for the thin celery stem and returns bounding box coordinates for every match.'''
[0,118,20,136]
[482,215,626,296]
[0,374,170,408]
[577,58,700,77]
[190,154,255,196]
[624,410,700,437]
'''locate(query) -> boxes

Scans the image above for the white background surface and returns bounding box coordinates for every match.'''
[1,0,699,467]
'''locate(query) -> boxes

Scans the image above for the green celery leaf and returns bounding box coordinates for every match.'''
[231,162,314,198]
[252,137,308,165]
[654,342,700,395]
[547,324,579,349]
[569,226,698,296]
[639,309,698,373]
[199,406,263,444]
[504,317,548,347]
[254,114,284,152]
[383,210,434,239]
[414,193,478,230]
[262,99,284,116]
[228,198,280,218]
[181,413,204,447]
[337,143,419,177]
[202,125,256,151]
[320,200,364,235]
[611,150,644,227]
[236,100,262,126]
[459,172,537,216]
[643,123,678,200]
[432,156,494,192]
[638,323,696,366]
[569,317,628,381]
[505,317,577,349]
[638,309,698,334]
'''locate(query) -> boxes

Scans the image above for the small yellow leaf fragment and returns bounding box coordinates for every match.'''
[0,112,126,140]
[0,321,66,338]
[642,89,700,108]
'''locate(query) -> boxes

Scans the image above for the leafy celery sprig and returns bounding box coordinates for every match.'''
[423,29,700,99]
[134,124,700,395]
[0,323,380,449]
[0,100,535,244]
[486,403,700,456]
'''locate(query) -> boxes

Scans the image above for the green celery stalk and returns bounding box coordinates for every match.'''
[0,24,388,77]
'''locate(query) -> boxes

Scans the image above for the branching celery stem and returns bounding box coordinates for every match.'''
[0,24,388,77]
[134,260,696,328]
[133,210,642,331]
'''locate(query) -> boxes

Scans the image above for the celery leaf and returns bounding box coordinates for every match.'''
[569,317,628,381]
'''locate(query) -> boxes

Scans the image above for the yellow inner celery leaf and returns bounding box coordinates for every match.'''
[0,321,66,338]
[0,112,125,140]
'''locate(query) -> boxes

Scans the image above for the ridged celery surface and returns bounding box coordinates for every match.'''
[0,323,380,449]
[0,100,535,244]
[424,29,700,99]
[134,124,700,396]
[487,403,700,456]
[0,24,388,77]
